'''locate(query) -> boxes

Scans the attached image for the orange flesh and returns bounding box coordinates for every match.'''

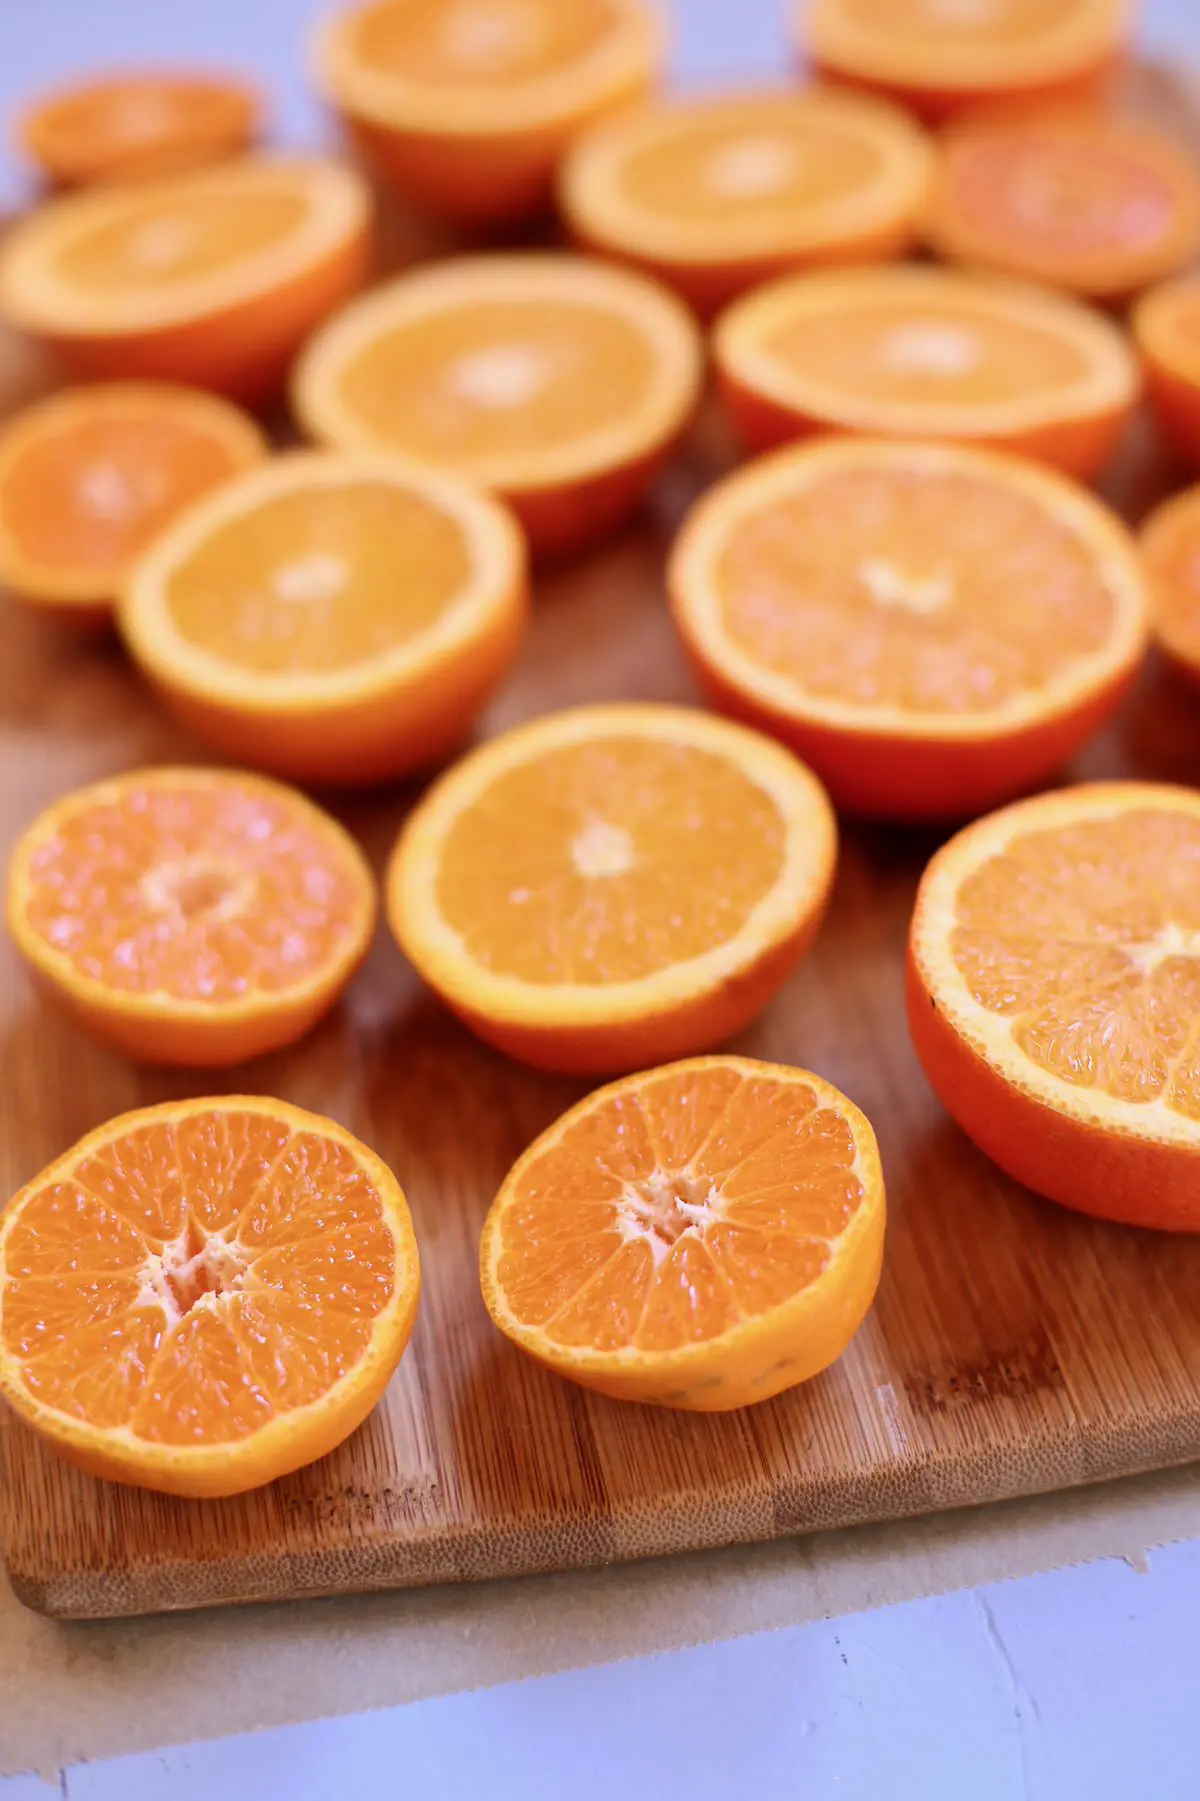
[0,410,247,576]
[618,115,881,223]
[20,778,368,1001]
[495,1063,863,1348]
[713,467,1115,712]
[54,189,309,291]
[335,300,658,463]
[831,0,1103,46]
[435,737,786,982]
[945,134,1178,257]
[350,0,617,84]
[162,481,472,674]
[949,809,1200,1117]
[764,303,1090,406]
[2,1111,395,1443]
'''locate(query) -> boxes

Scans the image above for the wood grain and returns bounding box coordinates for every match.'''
[5,66,1200,1621]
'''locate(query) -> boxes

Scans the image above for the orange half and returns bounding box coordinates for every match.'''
[7,767,376,1067]
[714,264,1137,478]
[1133,275,1200,473]
[17,69,262,189]
[481,1056,885,1410]
[0,1095,420,1495]
[1138,484,1200,688]
[909,781,1200,1232]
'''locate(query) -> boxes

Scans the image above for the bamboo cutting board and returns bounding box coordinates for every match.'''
[6,75,1200,1621]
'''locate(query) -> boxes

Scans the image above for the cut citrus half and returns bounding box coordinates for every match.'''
[669,437,1148,821]
[387,704,837,1074]
[801,0,1131,120]
[924,111,1200,305]
[293,252,703,558]
[0,382,266,621]
[313,0,665,224]
[480,1055,884,1410]
[558,87,932,318]
[119,450,527,787]
[1138,485,1200,688]
[0,1095,420,1494]
[16,69,262,189]
[0,156,371,401]
[7,767,376,1067]
[1133,275,1200,473]
[714,264,1137,478]
[909,781,1200,1232]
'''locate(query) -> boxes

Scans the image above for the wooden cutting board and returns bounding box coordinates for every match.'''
[5,71,1200,1622]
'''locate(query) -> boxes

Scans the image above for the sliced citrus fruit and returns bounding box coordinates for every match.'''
[801,0,1131,120]
[293,252,703,558]
[714,264,1137,478]
[387,704,837,1074]
[119,450,527,787]
[313,0,665,224]
[480,1055,884,1409]
[1138,485,1200,688]
[924,111,1200,304]
[669,437,1148,822]
[0,156,371,401]
[16,69,262,189]
[7,767,376,1067]
[0,382,265,622]
[1133,275,1200,473]
[558,87,932,318]
[0,1095,420,1494]
[909,781,1200,1232]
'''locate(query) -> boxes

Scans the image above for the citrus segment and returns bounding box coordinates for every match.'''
[480,1056,884,1409]
[387,704,837,1073]
[1138,485,1200,687]
[119,451,527,786]
[925,113,1200,303]
[669,437,1148,820]
[715,265,1138,478]
[313,0,665,223]
[7,767,376,1067]
[0,383,265,618]
[0,1096,420,1493]
[16,70,262,189]
[909,782,1200,1231]
[559,88,932,317]
[1133,276,1200,472]
[0,157,371,400]
[293,253,703,557]
[801,0,1131,119]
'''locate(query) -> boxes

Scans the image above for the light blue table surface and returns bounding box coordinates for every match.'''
[1,2,1198,1796]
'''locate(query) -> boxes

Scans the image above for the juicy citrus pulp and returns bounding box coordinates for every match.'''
[481,1056,885,1409]
[0,1096,420,1494]
[387,704,837,1073]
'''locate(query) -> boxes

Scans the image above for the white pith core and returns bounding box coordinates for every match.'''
[616,1170,723,1268]
[448,343,550,409]
[1123,922,1200,977]
[140,855,253,923]
[704,135,800,199]
[137,1218,249,1328]
[571,819,635,879]
[272,551,347,604]
[859,557,953,614]
[879,321,983,377]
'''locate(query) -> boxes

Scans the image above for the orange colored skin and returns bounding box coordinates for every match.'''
[676,635,1141,823]
[807,49,1124,125]
[20,74,263,190]
[1137,488,1200,688]
[906,946,1200,1232]
[716,365,1132,483]
[1140,351,1200,473]
[38,228,371,403]
[505,439,681,560]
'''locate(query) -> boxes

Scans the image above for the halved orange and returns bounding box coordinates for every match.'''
[119,450,528,787]
[909,781,1200,1232]
[312,0,665,224]
[0,156,371,401]
[801,0,1131,121]
[480,1055,884,1409]
[714,264,1138,478]
[558,87,932,319]
[1133,275,1200,472]
[16,69,262,189]
[0,1095,420,1494]
[0,382,265,622]
[1138,485,1200,688]
[924,111,1200,304]
[669,437,1149,821]
[7,767,376,1067]
[387,704,837,1074]
[293,252,703,558]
